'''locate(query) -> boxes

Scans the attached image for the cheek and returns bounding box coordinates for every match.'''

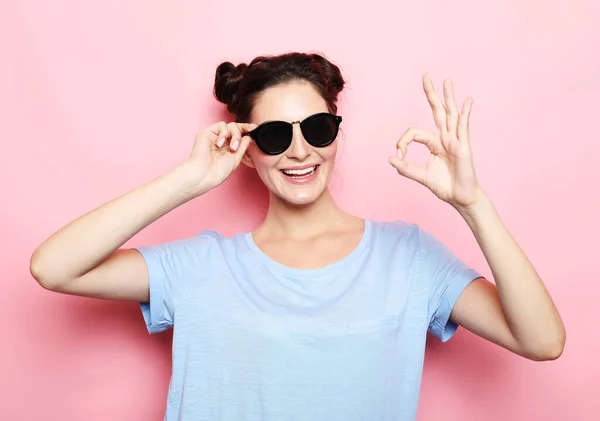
[321,142,338,163]
[249,148,280,175]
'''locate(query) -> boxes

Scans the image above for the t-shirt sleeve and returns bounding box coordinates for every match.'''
[133,233,212,334]
[417,225,483,342]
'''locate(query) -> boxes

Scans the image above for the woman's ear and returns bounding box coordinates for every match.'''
[241,149,256,168]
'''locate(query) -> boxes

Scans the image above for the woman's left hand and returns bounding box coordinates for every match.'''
[389,73,485,212]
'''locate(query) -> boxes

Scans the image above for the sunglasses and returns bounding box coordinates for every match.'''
[248,112,342,155]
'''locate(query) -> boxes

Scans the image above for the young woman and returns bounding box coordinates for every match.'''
[30,52,565,421]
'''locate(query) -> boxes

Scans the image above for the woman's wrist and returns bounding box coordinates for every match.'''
[168,162,214,204]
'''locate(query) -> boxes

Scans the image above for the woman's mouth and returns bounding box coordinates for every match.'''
[279,165,320,183]
[280,165,318,178]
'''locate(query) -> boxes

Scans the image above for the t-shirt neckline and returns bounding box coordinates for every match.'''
[244,219,372,278]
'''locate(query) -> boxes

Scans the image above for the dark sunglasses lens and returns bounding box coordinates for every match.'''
[301,113,339,147]
[256,122,292,155]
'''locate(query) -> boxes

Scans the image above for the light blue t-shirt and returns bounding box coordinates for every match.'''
[135,219,482,421]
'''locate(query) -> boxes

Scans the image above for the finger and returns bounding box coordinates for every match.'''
[233,135,253,165]
[206,121,224,135]
[443,78,459,136]
[458,97,473,148]
[215,121,230,148]
[228,122,243,152]
[205,121,228,146]
[388,156,427,185]
[423,73,447,133]
[396,128,441,158]
[230,123,258,151]
[236,123,258,134]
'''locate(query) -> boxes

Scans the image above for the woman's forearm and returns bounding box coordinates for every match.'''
[30,163,206,288]
[456,194,566,356]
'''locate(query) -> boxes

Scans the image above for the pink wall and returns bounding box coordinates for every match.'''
[2,0,598,420]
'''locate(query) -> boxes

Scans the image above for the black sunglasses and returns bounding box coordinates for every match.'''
[248,112,342,155]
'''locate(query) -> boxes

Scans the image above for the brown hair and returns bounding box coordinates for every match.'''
[213,52,345,122]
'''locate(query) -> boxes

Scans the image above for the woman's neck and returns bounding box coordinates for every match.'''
[260,189,351,240]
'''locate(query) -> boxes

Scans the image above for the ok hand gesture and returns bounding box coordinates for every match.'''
[389,73,485,211]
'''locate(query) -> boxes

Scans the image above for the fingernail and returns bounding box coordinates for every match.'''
[397,149,403,159]
[231,139,239,151]
[217,137,225,147]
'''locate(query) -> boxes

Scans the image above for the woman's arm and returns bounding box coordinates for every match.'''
[450,192,566,361]
[29,163,205,301]
[389,73,565,360]
[30,121,255,301]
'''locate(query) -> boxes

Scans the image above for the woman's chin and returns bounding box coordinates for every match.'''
[265,168,332,207]
[275,185,326,207]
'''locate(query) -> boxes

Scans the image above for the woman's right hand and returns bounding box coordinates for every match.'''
[184,121,257,194]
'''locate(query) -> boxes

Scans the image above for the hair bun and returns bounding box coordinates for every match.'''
[308,53,344,97]
[214,61,248,111]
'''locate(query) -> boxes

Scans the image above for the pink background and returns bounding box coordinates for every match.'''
[2,0,599,420]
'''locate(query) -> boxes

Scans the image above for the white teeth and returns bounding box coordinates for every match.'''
[282,166,316,177]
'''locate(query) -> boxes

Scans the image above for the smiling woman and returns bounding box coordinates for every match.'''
[30,51,565,421]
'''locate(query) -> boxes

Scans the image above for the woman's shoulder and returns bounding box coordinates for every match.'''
[192,227,252,247]
[366,218,460,257]
[365,218,441,254]
[153,229,234,253]
[367,218,420,236]
[147,229,247,263]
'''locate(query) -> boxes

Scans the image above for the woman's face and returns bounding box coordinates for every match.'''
[243,81,339,207]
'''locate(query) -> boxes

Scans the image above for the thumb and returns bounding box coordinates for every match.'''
[389,156,426,185]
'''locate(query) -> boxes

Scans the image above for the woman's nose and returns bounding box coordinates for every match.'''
[286,122,310,160]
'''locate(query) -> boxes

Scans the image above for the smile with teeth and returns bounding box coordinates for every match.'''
[280,165,318,178]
